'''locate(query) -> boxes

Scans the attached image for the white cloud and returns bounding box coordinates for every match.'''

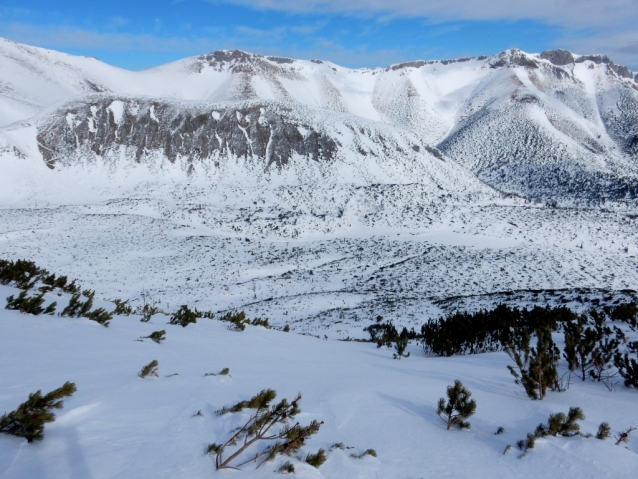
[214,0,638,30]
[213,0,638,68]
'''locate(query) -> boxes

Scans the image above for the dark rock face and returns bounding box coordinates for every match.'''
[489,50,539,69]
[540,49,575,66]
[36,97,337,170]
[574,54,634,79]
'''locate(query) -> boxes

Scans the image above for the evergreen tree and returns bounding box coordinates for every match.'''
[218,311,249,331]
[211,390,323,470]
[563,313,599,381]
[6,290,56,315]
[518,407,586,454]
[393,328,411,359]
[146,330,166,344]
[536,407,585,437]
[596,422,611,440]
[112,299,132,315]
[61,290,113,326]
[169,305,199,327]
[305,448,327,468]
[614,353,638,389]
[437,380,477,430]
[0,382,76,442]
[505,326,558,400]
[139,360,159,378]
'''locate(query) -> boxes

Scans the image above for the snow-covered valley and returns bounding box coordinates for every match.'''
[0,38,637,478]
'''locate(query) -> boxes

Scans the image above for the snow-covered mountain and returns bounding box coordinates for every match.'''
[0,39,637,335]
[1,38,638,204]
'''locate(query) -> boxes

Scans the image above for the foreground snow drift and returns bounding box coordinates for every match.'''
[1,286,637,478]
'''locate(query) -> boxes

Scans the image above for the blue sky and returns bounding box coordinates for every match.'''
[0,1,636,71]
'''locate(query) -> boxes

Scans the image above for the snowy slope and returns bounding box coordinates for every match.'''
[1,285,637,479]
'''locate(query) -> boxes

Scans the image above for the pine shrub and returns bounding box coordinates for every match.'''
[218,311,249,331]
[251,317,270,328]
[614,353,638,388]
[146,330,166,344]
[0,382,76,442]
[421,305,576,357]
[277,461,295,474]
[0,259,78,293]
[0,259,44,289]
[608,303,637,329]
[437,380,476,430]
[505,326,559,400]
[538,407,585,437]
[393,328,411,360]
[61,290,113,326]
[139,360,159,378]
[305,448,327,468]
[350,449,377,459]
[169,305,199,327]
[6,289,56,315]
[596,422,611,440]
[211,390,323,470]
[112,299,133,315]
[139,303,160,323]
[518,407,586,455]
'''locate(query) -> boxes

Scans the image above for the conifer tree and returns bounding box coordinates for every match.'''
[211,390,323,470]
[139,360,159,378]
[563,313,599,381]
[437,380,476,430]
[505,327,558,399]
[305,448,327,468]
[596,422,611,440]
[5,290,56,315]
[614,353,638,388]
[218,311,249,331]
[61,290,113,326]
[169,305,199,327]
[146,330,166,344]
[536,407,585,437]
[0,382,76,442]
[393,328,411,359]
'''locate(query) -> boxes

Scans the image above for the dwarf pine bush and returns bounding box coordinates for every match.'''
[596,422,611,440]
[112,299,133,315]
[277,461,295,474]
[305,448,327,468]
[350,449,377,459]
[146,330,166,344]
[0,382,76,442]
[218,311,249,331]
[0,259,79,293]
[437,380,476,430]
[211,390,323,470]
[169,305,199,327]
[6,289,56,315]
[61,290,113,326]
[393,328,411,359]
[139,360,159,378]
[517,407,588,455]
[614,353,638,388]
[505,326,559,400]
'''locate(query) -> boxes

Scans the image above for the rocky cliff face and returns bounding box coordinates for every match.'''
[37,98,337,172]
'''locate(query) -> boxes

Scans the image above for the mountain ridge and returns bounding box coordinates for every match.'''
[1,38,638,208]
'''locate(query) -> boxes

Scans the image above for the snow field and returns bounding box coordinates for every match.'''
[1,283,637,478]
